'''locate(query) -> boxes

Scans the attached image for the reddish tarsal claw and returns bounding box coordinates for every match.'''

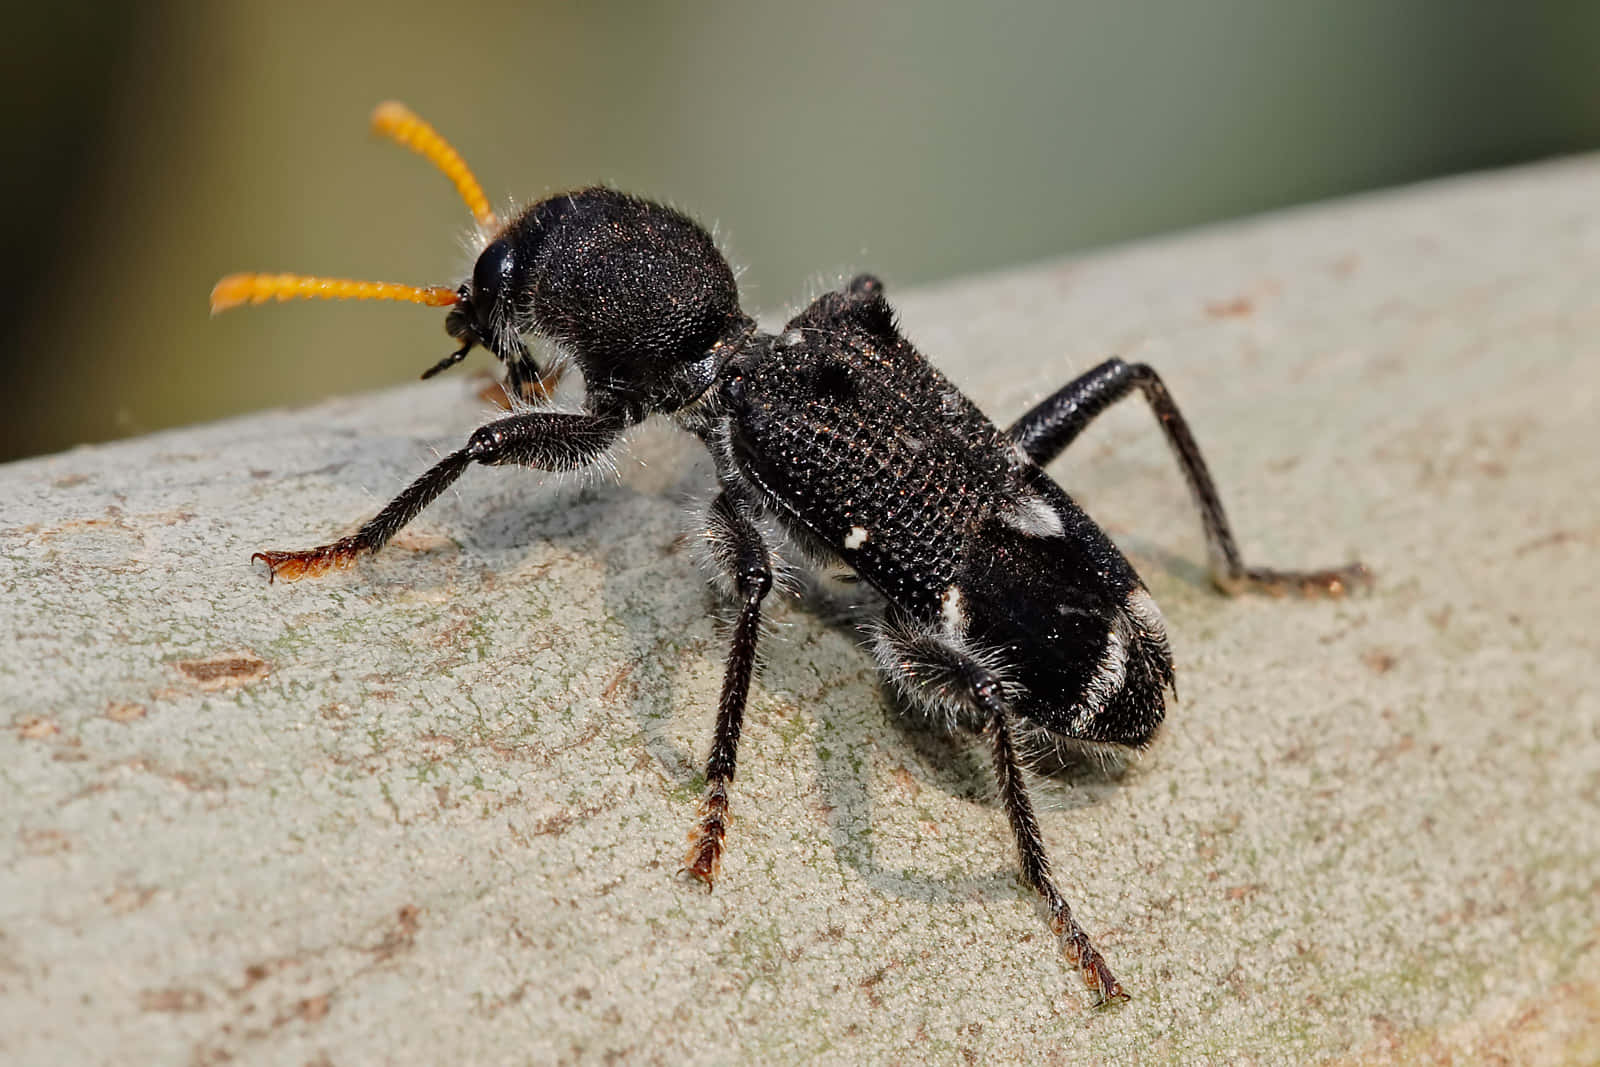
[681,801,728,887]
[681,838,723,888]
[1298,561,1374,598]
[1056,916,1129,1007]
[1087,961,1129,1008]
[1214,560,1373,598]
[251,545,359,583]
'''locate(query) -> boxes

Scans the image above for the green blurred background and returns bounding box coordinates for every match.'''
[4,1,1598,461]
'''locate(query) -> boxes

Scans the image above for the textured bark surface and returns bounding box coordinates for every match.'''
[3,159,1597,1064]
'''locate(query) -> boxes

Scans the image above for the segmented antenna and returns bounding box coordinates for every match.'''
[210,273,458,314]
[371,100,498,230]
[210,103,495,316]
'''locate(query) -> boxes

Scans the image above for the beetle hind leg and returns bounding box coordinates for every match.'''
[872,617,1128,1007]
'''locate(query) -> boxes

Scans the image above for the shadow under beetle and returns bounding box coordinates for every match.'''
[212,103,1370,1006]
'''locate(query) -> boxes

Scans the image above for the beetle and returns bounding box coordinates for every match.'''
[212,102,1369,1005]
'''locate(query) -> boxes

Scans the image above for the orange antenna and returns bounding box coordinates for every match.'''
[371,100,498,230]
[210,272,458,314]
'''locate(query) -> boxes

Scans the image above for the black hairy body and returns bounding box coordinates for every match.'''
[717,282,1172,746]
[227,169,1367,1006]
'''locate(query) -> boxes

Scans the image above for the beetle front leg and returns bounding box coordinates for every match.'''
[682,492,773,887]
[1006,358,1370,597]
[253,410,623,581]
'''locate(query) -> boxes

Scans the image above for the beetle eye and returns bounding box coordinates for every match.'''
[473,239,516,313]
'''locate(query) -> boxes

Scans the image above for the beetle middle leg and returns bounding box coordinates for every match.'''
[253,410,623,581]
[1006,358,1370,596]
[682,491,774,887]
[872,617,1128,1006]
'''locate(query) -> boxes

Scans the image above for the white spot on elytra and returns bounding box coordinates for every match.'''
[844,526,869,550]
[940,584,966,636]
[1072,623,1129,733]
[1000,493,1065,538]
[1124,587,1169,646]
[1123,586,1173,668]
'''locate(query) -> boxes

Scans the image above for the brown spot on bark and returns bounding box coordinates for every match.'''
[1362,649,1397,674]
[16,512,135,540]
[105,884,158,914]
[140,987,208,1012]
[1206,295,1255,318]
[370,905,422,961]
[601,664,634,703]
[534,811,576,837]
[106,701,148,723]
[175,652,270,690]
[297,994,330,1022]
[1515,528,1593,556]
[17,716,58,739]
[20,828,71,855]
[860,961,898,1008]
